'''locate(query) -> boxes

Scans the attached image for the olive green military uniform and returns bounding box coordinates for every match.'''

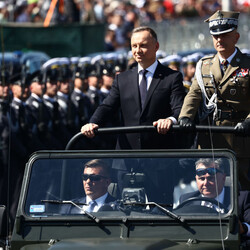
[179,48,250,189]
[179,10,250,190]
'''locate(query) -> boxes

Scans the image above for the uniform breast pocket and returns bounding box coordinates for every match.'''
[228,77,250,99]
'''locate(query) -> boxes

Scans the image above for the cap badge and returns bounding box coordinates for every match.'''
[217,11,223,19]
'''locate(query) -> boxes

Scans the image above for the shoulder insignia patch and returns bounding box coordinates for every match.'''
[201,54,215,61]
[203,61,210,65]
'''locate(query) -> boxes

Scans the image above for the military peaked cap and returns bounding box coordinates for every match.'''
[205,10,240,35]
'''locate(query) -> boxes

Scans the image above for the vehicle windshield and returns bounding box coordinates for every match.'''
[24,152,233,218]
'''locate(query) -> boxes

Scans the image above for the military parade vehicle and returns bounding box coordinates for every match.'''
[0,126,249,249]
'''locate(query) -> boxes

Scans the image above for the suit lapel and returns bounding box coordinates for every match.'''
[213,50,241,86]
[141,63,163,113]
[129,67,141,110]
[223,49,242,82]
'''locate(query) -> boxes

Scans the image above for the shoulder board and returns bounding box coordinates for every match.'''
[201,54,215,61]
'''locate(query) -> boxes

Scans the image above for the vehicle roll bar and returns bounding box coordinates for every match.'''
[65,125,237,150]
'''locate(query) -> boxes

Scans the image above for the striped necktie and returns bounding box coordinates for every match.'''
[221,59,229,74]
[139,69,148,109]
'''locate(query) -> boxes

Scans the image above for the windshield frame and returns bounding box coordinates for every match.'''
[19,149,237,222]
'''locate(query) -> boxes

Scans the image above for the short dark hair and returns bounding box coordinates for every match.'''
[195,158,224,172]
[84,159,111,177]
[132,26,158,42]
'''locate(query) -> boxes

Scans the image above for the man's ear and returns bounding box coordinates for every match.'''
[106,178,111,186]
[155,41,159,51]
[235,32,240,43]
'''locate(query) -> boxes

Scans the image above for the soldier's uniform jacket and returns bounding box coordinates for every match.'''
[43,95,61,129]
[71,89,92,126]
[86,87,102,114]
[179,48,250,157]
[26,93,52,134]
[57,91,78,133]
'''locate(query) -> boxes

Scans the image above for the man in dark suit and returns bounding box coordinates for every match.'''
[61,159,116,214]
[81,26,185,149]
[238,191,250,239]
[179,158,229,212]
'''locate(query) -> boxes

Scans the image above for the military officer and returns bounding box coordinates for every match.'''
[178,11,250,190]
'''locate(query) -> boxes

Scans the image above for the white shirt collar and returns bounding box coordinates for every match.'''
[100,87,109,94]
[74,88,82,94]
[31,93,42,102]
[43,94,56,103]
[138,60,158,75]
[89,86,97,91]
[218,48,237,64]
[13,97,22,103]
[86,192,108,210]
[57,91,68,99]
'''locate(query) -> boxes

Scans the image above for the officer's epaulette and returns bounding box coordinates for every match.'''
[201,54,215,61]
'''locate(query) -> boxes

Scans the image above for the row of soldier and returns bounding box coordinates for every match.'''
[0,49,208,230]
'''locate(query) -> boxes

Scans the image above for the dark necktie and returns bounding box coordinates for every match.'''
[88,200,97,212]
[221,59,229,74]
[139,69,148,108]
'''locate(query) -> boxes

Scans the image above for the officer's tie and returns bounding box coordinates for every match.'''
[88,200,97,212]
[139,69,148,109]
[221,59,229,75]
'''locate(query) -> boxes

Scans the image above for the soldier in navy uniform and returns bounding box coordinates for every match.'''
[98,65,120,149]
[100,65,114,102]
[9,77,33,229]
[56,63,78,139]
[0,72,27,230]
[71,68,92,127]
[26,70,58,149]
[42,67,65,149]
[86,64,102,114]
[179,11,250,190]
[0,72,12,209]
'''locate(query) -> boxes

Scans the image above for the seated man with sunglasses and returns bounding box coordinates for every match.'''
[179,158,229,213]
[178,158,250,239]
[61,159,116,214]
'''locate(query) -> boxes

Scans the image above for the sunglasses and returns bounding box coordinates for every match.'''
[82,174,108,182]
[196,167,223,177]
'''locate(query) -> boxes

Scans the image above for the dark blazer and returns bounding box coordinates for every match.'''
[90,62,185,149]
[238,191,250,227]
[179,188,231,209]
[60,193,116,214]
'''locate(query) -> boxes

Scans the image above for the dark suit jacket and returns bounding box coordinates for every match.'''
[90,62,185,149]
[60,193,116,214]
[238,191,250,227]
[179,188,231,209]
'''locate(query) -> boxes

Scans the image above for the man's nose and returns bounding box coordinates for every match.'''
[203,178,209,185]
[85,178,91,184]
[135,46,141,53]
